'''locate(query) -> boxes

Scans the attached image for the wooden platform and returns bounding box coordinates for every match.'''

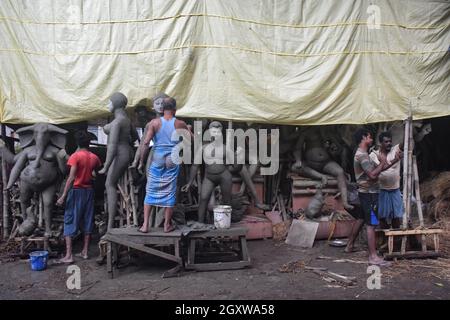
[102,227,183,278]
[102,226,251,277]
[185,227,251,271]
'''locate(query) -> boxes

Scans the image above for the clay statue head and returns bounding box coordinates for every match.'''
[108,92,128,112]
[209,121,223,141]
[16,123,68,169]
[152,93,169,114]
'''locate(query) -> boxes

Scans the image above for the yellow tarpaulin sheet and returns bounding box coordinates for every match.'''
[0,0,449,125]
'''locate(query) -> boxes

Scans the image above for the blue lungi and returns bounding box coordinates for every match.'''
[378,188,404,221]
[144,149,180,207]
[63,188,95,237]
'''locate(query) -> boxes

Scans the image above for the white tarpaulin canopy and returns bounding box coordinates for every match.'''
[0,0,449,125]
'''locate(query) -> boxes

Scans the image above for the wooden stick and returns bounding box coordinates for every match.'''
[128,168,138,226]
[1,123,9,239]
[293,180,338,187]
[292,188,339,195]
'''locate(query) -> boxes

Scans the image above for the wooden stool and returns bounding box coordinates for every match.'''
[185,227,251,271]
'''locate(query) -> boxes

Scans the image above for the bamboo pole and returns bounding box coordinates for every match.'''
[413,156,427,252]
[1,124,9,239]
[401,117,414,254]
[402,117,411,229]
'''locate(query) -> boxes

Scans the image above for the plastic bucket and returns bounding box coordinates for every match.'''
[213,205,232,229]
[29,251,49,271]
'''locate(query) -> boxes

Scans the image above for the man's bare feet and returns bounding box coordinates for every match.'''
[164,224,175,233]
[138,226,148,233]
[58,256,74,264]
[368,256,391,266]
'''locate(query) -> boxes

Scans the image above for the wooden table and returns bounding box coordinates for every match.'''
[102,227,183,278]
[185,227,251,271]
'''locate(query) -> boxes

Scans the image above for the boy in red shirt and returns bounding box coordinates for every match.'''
[57,131,101,263]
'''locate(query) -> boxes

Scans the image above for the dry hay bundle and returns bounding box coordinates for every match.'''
[428,190,450,221]
[420,171,450,202]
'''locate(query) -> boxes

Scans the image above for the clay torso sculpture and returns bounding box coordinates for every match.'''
[182,121,236,223]
[99,92,134,230]
[0,123,68,236]
[291,126,353,210]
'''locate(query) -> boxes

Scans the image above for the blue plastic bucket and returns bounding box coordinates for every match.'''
[29,251,49,271]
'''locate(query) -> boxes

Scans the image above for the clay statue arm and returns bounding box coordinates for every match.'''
[99,121,121,175]
[138,121,156,171]
[130,126,148,168]
[181,146,202,192]
[56,149,68,175]
[0,139,15,164]
[6,150,28,189]
[292,132,306,169]
[56,164,77,206]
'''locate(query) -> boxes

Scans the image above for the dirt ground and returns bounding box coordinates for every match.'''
[1,235,450,300]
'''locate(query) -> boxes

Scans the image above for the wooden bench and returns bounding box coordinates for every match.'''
[185,227,251,271]
[383,228,443,259]
[102,227,183,278]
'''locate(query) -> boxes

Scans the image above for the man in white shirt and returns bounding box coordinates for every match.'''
[370,132,403,229]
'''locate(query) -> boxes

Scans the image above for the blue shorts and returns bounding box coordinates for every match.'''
[63,188,95,237]
[378,189,404,221]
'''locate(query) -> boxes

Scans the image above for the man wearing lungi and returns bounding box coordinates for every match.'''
[56,131,101,263]
[348,128,394,266]
[138,97,190,233]
[370,131,403,229]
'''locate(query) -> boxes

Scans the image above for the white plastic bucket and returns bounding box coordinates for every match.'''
[213,205,232,229]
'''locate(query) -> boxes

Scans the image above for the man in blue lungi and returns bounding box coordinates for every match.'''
[370,131,403,229]
[137,97,190,233]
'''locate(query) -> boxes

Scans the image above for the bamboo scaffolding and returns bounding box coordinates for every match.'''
[1,124,10,239]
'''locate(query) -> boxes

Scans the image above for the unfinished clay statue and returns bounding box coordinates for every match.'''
[182,121,235,223]
[130,93,168,171]
[99,92,134,230]
[304,184,325,219]
[291,126,353,210]
[0,123,68,236]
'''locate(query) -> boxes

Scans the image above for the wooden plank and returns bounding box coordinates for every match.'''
[384,229,443,236]
[187,227,248,239]
[103,233,179,246]
[185,260,251,271]
[293,180,338,188]
[384,251,440,260]
[292,188,339,195]
[105,235,182,263]
[107,227,183,238]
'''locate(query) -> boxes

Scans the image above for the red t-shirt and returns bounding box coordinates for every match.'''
[67,149,102,188]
